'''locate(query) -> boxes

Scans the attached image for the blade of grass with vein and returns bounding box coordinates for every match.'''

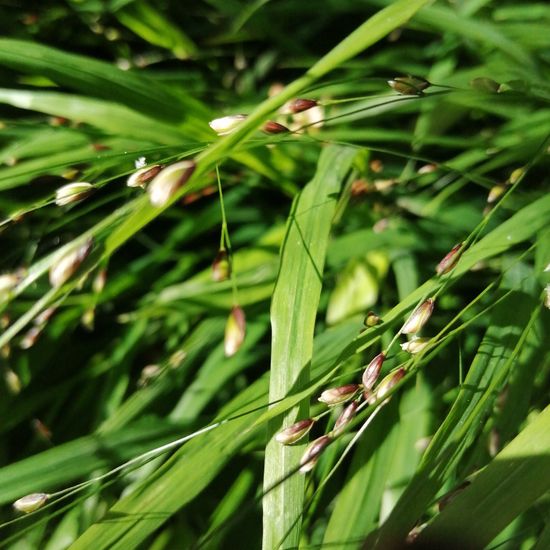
[262,145,357,549]
[418,404,550,548]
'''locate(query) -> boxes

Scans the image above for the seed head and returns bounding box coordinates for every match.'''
[19,326,43,349]
[508,167,525,184]
[212,249,231,282]
[375,368,406,402]
[388,76,430,96]
[13,493,49,514]
[285,98,318,114]
[127,164,163,188]
[262,120,289,134]
[487,183,507,204]
[208,114,247,136]
[362,353,385,390]
[93,268,107,294]
[400,298,434,335]
[0,273,19,296]
[364,311,382,327]
[55,182,94,206]
[299,435,332,473]
[318,384,360,406]
[332,401,359,437]
[49,238,93,289]
[275,419,315,445]
[148,160,196,207]
[436,243,463,276]
[224,306,246,357]
[401,337,430,354]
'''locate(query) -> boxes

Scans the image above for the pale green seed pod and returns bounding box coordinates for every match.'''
[275,419,315,445]
[127,164,162,188]
[49,238,93,289]
[13,493,49,514]
[400,299,434,335]
[400,337,430,354]
[55,182,94,206]
[299,435,332,473]
[148,160,196,207]
[224,306,246,357]
[388,75,430,95]
[318,384,360,406]
[208,115,247,136]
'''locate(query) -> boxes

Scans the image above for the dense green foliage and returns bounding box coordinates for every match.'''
[0,1,549,549]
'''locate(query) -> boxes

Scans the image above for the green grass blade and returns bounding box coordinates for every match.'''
[262,145,357,549]
[418,405,550,548]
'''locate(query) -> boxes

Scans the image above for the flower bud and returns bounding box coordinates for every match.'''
[487,183,507,205]
[212,249,230,282]
[400,337,430,354]
[13,493,49,514]
[148,160,196,207]
[224,306,246,357]
[262,121,289,134]
[400,298,434,335]
[49,238,93,289]
[388,76,430,95]
[362,353,385,390]
[208,114,247,136]
[55,182,94,206]
[127,164,163,188]
[436,243,463,275]
[318,384,360,406]
[299,435,331,473]
[275,419,315,445]
[375,368,406,402]
[363,311,382,327]
[286,98,318,114]
[332,401,359,437]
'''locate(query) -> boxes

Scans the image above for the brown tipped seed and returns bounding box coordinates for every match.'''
[212,249,231,282]
[364,311,382,327]
[487,183,507,204]
[418,163,437,174]
[388,75,430,95]
[375,368,406,402]
[275,419,315,445]
[13,493,49,514]
[34,307,56,326]
[436,243,463,276]
[224,306,246,357]
[148,160,196,207]
[470,77,500,93]
[127,164,162,188]
[287,98,318,114]
[369,159,384,173]
[400,298,434,335]
[262,120,289,134]
[49,238,93,289]
[299,435,331,473]
[401,337,430,354]
[208,114,247,136]
[54,182,94,206]
[362,353,385,390]
[19,326,43,349]
[332,401,359,436]
[318,384,360,406]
